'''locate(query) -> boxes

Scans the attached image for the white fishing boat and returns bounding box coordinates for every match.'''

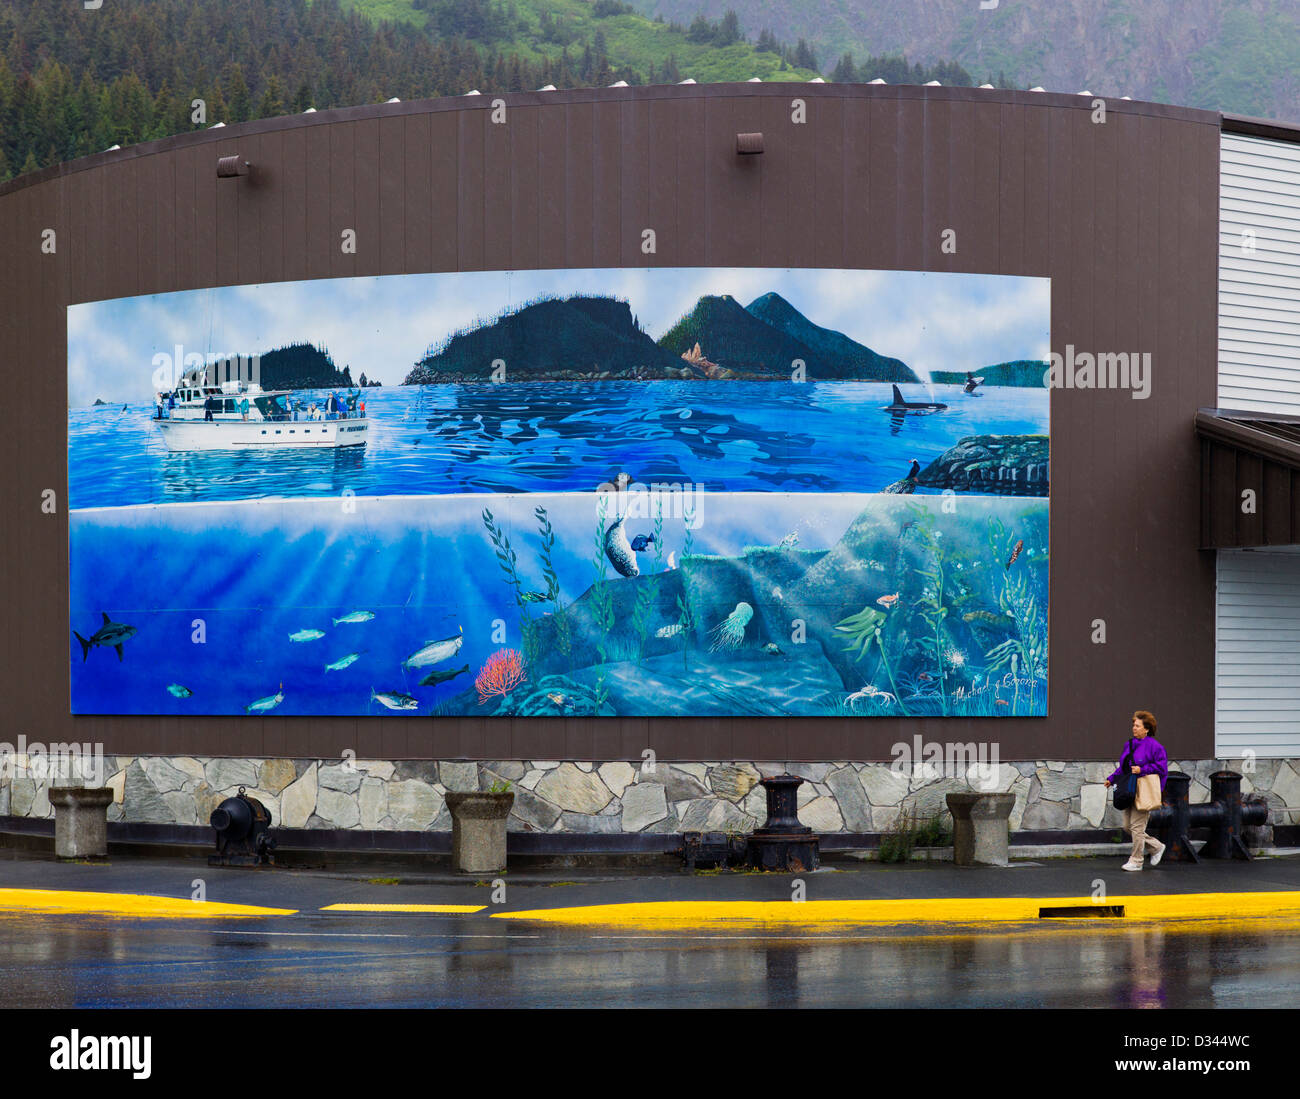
[154,375,368,452]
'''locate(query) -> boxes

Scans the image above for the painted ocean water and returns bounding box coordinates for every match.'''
[68,381,1049,509]
[69,492,1048,717]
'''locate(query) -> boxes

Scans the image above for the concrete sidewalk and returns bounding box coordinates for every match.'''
[2,847,1299,926]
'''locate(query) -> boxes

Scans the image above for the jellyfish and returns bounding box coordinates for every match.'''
[709,602,754,652]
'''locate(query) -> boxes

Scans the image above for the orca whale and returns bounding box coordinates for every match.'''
[887,384,948,411]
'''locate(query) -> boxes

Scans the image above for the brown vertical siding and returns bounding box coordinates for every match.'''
[0,85,1222,761]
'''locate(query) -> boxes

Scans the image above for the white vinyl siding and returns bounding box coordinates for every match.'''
[1216,549,1300,757]
[1219,133,1300,413]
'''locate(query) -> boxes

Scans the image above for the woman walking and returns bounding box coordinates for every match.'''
[1104,710,1168,871]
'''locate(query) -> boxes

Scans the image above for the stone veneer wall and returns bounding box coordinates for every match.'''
[2,757,1298,835]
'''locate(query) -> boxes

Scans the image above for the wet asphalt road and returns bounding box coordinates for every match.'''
[4,911,1299,1009]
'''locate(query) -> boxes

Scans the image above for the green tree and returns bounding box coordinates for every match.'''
[224,64,251,124]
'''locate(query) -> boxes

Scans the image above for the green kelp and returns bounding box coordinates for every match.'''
[587,497,617,713]
[902,501,958,714]
[834,603,908,716]
[983,515,1047,683]
[481,505,572,672]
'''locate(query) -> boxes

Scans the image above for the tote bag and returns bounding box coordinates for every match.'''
[1135,773,1162,811]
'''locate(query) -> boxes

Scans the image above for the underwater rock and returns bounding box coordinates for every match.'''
[565,650,844,717]
[916,434,1049,496]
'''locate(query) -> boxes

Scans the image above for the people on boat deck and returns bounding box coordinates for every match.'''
[167,392,175,418]
[346,389,359,416]
[239,396,250,422]
[154,393,163,419]
[203,396,215,422]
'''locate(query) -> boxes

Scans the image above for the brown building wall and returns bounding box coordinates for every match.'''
[0,83,1221,762]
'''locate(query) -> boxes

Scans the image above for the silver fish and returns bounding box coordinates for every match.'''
[166,683,193,698]
[245,684,285,713]
[333,610,375,625]
[325,652,363,671]
[289,628,325,642]
[402,626,463,669]
[371,688,418,711]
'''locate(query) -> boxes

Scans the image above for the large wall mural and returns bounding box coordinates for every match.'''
[67,268,1050,717]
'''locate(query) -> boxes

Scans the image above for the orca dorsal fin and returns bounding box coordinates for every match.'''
[891,384,904,406]
[102,612,112,624]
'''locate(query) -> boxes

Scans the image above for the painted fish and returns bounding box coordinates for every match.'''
[371,688,418,711]
[403,626,464,669]
[778,532,799,548]
[166,683,193,698]
[333,610,375,625]
[655,623,685,639]
[762,642,784,655]
[546,691,573,709]
[324,652,364,672]
[630,533,656,552]
[74,612,137,662]
[289,628,326,643]
[963,610,1015,627]
[1006,539,1024,569]
[876,593,900,608]
[245,683,284,713]
[520,590,550,604]
[995,699,1010,708]
[419,663,469,687]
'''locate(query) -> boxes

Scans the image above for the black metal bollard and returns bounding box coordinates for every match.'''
[1148,770,1268,863]
[1203,770,1269,860]
[209,786,277,867]
[746,774,820,872]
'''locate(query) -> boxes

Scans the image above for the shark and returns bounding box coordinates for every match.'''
[74,613,137,662]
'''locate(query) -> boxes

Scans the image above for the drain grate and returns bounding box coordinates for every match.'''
[1038,904,1126,919]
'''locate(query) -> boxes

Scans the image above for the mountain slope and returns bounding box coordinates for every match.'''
[405,295,684,381]
[628,0,1300,121]
[745,291,918,383]
[658,293,915,381]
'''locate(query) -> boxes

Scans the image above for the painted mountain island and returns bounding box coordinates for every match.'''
[67,268,1050,718]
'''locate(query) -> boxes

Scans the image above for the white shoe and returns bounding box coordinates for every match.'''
[1150,841,1166,867]
[1122,860,1143,871]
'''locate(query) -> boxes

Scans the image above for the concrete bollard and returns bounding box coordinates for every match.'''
[946,792,1016,867]
[445,791,514,873]
[48,787,115,859]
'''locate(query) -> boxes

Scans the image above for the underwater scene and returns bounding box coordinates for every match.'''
[67,267,1050,717]
[70,493,1047,717]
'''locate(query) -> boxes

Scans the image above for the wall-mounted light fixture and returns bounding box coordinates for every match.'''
[735,132,764,156]
[217,155,250,179]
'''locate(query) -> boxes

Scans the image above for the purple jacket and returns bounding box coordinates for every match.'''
[1107,736,1168,790]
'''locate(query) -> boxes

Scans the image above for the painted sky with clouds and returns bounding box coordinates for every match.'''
[67,268,1050,406]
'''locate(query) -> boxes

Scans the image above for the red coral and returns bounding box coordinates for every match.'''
[476,648,527,704]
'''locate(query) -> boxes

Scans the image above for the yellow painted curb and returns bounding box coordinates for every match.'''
[0,888,296,918]
[491,891,1300,928]
[321,903,486,913]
